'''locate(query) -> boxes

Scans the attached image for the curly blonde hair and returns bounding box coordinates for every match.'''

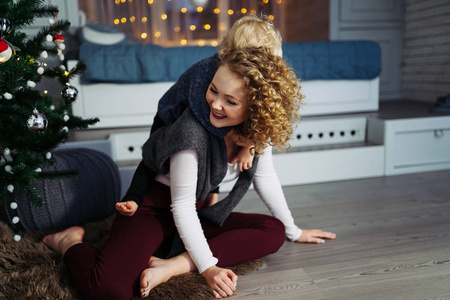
[219,47,304,154]
[219,15,282,57]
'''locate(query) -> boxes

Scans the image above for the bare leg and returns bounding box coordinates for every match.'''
[42,226,85,256]
[140,253,196,298]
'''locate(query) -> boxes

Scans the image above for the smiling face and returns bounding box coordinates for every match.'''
[206,64,249,128]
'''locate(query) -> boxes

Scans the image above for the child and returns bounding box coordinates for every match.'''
[118,14,283,213]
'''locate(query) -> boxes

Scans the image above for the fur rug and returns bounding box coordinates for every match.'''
[0,215,263,300]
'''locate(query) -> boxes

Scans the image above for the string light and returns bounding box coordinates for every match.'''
[109,1,282,46]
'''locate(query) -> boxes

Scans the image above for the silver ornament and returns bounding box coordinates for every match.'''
[27,108,48,132]
[0,19,12,37]
[61,85,78,103]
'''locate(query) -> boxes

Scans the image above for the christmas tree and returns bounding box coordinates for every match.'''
[0,1,98,212]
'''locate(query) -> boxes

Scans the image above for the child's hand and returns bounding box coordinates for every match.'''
[237,160,252,172]
[116,201,138,216]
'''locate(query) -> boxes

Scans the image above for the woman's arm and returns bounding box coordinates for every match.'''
[253,148,336,244]
[169,150,218,273]
[252,147,302,241]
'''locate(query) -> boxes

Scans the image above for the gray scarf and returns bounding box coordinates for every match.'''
[142,108,258,226]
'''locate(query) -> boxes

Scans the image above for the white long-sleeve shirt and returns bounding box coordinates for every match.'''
[155,146,302,274]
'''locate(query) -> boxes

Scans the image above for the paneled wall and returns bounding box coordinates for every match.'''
[329,0,404,100]
[401,0,450,103]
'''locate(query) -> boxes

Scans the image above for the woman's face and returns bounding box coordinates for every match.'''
[206,64,249,128]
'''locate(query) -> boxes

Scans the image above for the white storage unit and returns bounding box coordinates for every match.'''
[368,101,450,176]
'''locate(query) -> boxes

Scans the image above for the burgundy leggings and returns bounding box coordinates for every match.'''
[64,181,285,300]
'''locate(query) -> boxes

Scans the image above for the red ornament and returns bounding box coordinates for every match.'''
[0,38,12,63]
[53,33,64,44]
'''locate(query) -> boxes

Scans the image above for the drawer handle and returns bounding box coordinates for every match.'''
[434,129,444,138]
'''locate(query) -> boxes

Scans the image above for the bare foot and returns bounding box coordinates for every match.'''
[140,258,172,298]
[42,226,85,256]
[140,255,195,298]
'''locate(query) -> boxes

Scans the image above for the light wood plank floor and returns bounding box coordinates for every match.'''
[231,170,450,300]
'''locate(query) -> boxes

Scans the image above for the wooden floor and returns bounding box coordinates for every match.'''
[230,170,450,300]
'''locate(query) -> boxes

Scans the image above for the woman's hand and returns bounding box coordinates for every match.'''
[115,201,138,217]
[296,229,336,244]
[202,265,238,298]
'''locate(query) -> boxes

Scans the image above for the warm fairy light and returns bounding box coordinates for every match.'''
[121,0,126,2]
[241,8,247,14]
[148,0,153,4]
[180,39,187,45]
[130,16,135,22]
[115,0,120,4]
[161,14,167,20]
[44,90,48,94]
[114,19,120,25]
[214,8,220,14]
[203,24,211,30]
[269,15,275,20]
[141,17,147,22]
[228,9,234,15]
[155,31,161,38]
[64,71,69,76]
[198,40,205,46]
[121,17,127,23]
[211,41,218,47]
[174,26,181,32]
[263,0,269,3]
[197,7,203,12]
[190,25,196,31]
[277,0,282,3]
[250,9,256,14]
[181,7,187,13]
[141,33,147,39]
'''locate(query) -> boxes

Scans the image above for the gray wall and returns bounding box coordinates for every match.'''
[401,0,450,103]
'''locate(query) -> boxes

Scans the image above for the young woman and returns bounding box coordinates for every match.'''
[43,47,336,300]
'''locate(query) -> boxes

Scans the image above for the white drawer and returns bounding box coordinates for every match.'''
[394,128,450,168]
[369,115,450,175]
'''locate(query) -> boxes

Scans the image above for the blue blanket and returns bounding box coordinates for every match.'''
[79,41,381,84]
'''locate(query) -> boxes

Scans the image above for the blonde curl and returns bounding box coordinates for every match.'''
[219,47,304,154]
